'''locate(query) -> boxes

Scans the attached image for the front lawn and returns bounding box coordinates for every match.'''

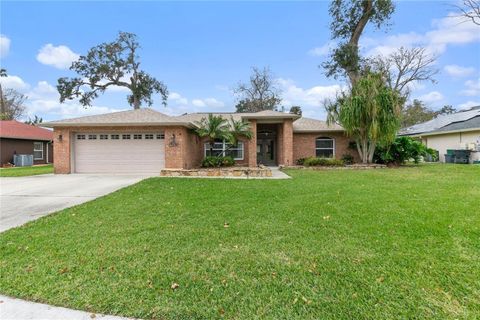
[0,164,53,177]
[0,164,479,319]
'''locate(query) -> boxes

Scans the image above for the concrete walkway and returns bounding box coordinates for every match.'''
[0,174,149,232]
[0,295,134,320]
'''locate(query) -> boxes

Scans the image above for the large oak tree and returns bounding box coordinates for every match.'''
[57,32,168,109]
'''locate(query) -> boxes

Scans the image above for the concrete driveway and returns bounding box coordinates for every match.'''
[0,174,149,232]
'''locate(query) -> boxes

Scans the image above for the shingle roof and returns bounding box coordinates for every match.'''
[400,107,480,136]
[0,120,53,141]
[425,115,480,134]
[42,108,189,127]
[41,108,343,132]
[292,117,344,132]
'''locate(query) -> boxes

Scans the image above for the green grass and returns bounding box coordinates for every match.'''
[1,164,479,319]
[0,164,53,177]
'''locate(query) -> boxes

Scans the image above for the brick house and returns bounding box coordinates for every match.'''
[0,120,54,166]
[42,108,357,174]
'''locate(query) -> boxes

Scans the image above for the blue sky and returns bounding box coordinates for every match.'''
[1,1,479,121]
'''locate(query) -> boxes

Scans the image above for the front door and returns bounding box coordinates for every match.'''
[257,138,276,166]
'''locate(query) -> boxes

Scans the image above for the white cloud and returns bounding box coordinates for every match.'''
[458,100,480,110]
[364,13,480,57]
[308,41,335,57]
[192,98,224,108]
[418,91,444,103]
[168,92,189,105]
[0,34,11,58]
[26,99,124,120]
[0,78,124,121]
[277,78,346,119]
[191,99,206,107]
[26,81,58,100]
[278,78,344,107]
[444,65,476,78]
[21,80,124,120]
[36,44,79,69]
[461,78,480,96]
[0,75,30,91]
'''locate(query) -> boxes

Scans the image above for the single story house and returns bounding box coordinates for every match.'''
[42,108,357,174]
[400,106,480,162]
[0,120,54,166]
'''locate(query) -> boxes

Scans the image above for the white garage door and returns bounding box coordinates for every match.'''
[74,133,165,173]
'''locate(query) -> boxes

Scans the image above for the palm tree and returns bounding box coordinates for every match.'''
[327,72,400,163]
[223,117,253,156]
[194,115,253,159]
[194,114,230,157]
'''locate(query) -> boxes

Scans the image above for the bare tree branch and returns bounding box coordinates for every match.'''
[454,0,480,25]
[370,47,438,102]
[234,67,282,112]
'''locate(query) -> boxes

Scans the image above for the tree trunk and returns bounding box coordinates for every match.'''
[0,83,5,117]
[133,95,140,109]
[367,140,376,164]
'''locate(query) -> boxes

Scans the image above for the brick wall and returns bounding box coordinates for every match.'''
[282,120,294,166]
[247,120,257,167]
[293,132,359,164]
[53,128,71,173]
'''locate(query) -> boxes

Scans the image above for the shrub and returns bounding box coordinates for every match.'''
[341,154,354,165]
[303,157,344,167]
[374,136,438,165]
[296,158,307,165]
[201,156,235,168]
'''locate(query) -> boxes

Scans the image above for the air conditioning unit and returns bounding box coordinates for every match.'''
[13,154,34,167]
[466,143,477,150]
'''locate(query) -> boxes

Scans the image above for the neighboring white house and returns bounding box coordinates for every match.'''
[400,107,480,163]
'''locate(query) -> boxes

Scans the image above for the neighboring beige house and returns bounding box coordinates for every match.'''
[42,109,358,174]
[400,107,480,162]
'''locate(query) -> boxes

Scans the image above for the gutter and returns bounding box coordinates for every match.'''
[40,121,195,128]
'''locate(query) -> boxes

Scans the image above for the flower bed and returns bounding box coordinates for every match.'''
[160,166,272,178]
[281,164,387,170]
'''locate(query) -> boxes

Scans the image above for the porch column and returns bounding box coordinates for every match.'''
[53,127,71,174]
[165,126,188,169]
[282,119,293,166]
[248,120,257,167]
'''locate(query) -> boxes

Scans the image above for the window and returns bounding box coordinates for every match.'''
[157,133,165,139]
[77,134,86,140]
[315,137,335,158]
[122,134,131,140]
[145,134,154,140]
[88,134,97,140]
[33,142,43,160]
[204,140,244,160]
[100,134,108,140]
[134,134,142,140]
[111,134,119,140]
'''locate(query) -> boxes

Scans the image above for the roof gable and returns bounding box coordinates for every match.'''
[0,120,53,141]
[400,107,480,135]
[42,108,187,127]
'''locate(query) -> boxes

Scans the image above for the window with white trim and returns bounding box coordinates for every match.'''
[204,140,244,160]
[145,134,154,140]
[134,134,142,140]
[77,134,86,140]
[33,142,44,160]
[315,137,335,158]
[100,134,108,140]
[122,134,131,140]
[88,134,97,140]
[157,133,165,139]
[111,134,119,140]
